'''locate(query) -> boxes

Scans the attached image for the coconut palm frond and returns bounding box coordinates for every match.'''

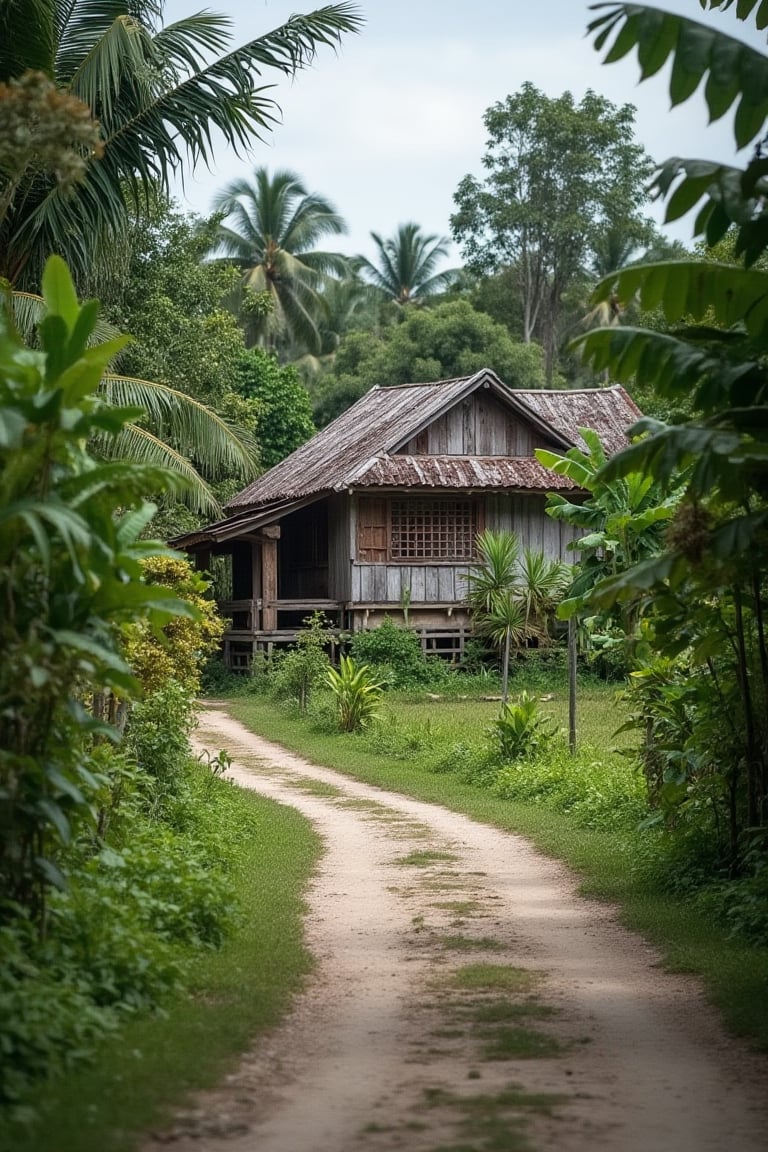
[2,2,362,287]
[361,223,458,303]
[101,375,260,478]
[0,0,55,78]
[94,423,221,515]
[8,288,122,344]
[210,164,349,353]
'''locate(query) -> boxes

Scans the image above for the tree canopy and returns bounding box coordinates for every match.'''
[451,82,654,382]
[310,298,547,426]
[210,166,349,355]
[357,223,458,304]
[565,0,768,867]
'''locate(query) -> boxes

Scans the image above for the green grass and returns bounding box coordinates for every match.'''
[226,692,768,1051]
[438,935,504,952]
[6,785,321,1152]
[397,849,459,867]
[465,1000,556,1024]
[479,1026,564,1061]
[448,965,540,993]
[419,1084,567,1152]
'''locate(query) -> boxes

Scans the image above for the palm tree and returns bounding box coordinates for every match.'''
[210,167,349,355]
[358,223,459,304]
[464,530,528,705]
[0,0,362,289]
[464,530,569,705]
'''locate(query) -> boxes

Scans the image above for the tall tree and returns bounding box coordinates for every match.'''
[357,222,458,304]
[210,166,349,355]
[451,83,654,382]
[0,0,362,289]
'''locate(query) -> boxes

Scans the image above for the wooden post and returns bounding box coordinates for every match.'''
[251,542,261,632]
[261,524,280,631]
[568,615,577,754]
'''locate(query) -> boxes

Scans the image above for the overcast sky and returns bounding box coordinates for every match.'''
[165,0,765,261]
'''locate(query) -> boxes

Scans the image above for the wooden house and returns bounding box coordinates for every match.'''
[172,368,640,668]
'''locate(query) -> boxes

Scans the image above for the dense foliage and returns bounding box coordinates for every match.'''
[311,299,547,425]
[451,82,654,382]
[0,0,362,289]
[0,261,245,1121]
[558,0,768,877]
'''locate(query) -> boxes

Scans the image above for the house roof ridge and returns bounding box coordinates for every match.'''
[514,384,623,395]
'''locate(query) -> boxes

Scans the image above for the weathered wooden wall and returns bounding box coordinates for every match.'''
[327,492,351,601]
[398,393,554,457]
[348,492,580,605]
[350,562,473,605]
[485,493,581,559]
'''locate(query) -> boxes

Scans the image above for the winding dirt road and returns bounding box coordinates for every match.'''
[145,706,768,1152]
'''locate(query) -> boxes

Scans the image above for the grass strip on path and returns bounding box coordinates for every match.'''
[226,696,768,1052]
[5,780,321,1152]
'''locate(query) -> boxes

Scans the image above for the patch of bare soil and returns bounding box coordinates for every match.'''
[144,706,768,1152]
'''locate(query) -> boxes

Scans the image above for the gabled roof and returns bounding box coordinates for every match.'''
[225,368,639,512]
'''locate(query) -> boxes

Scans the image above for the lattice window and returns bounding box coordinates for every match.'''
[390,499,476,561]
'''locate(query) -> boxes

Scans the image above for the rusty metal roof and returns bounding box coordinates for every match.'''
[354,455,577,490]
[515,386,643,456]
[225,369,637,512]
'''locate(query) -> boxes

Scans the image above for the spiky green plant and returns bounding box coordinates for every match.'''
[325,656,383,732]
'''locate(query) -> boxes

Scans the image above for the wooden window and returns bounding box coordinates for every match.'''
[357,497,388,562]
[390,499,477,561]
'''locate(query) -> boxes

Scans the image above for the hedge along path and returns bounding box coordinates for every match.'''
[143,705,768,1152]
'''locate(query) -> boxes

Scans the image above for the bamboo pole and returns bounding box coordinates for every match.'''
[568,616,577,754]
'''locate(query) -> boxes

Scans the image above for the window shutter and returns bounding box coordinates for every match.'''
[357,498,388,562]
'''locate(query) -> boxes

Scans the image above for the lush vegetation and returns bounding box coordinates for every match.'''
[0,264,320,1145]
[4,0,768,1139]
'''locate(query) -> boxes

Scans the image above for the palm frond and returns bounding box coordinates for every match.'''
[589,3,768,147]
[101,375,260,478]
[68,11,156,121]
[9,288,120,343]
[588,260,768,336]
[361,223,455,302]
[0,0,56,79]
[94,422,221,514]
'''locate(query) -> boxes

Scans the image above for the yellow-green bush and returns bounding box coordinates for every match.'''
[124,556,224,695]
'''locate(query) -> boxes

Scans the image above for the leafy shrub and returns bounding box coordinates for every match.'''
[492,692,555,762]
[270,613,332,712]
[0,919,118,1110]
[123,556,224,696]
[349,619,448,689]
[493,742,647,830]
[124,682,196,820]
[0,763,247,1112]
[696,871,768,947]
[200,656,247,697]
[326,657,383,732]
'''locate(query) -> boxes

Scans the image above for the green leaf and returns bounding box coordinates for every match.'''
[590,3,768,146]
[37,798,71,845]
[41,256,79,331]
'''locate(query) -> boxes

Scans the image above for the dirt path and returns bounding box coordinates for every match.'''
[145,706,768,1152]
